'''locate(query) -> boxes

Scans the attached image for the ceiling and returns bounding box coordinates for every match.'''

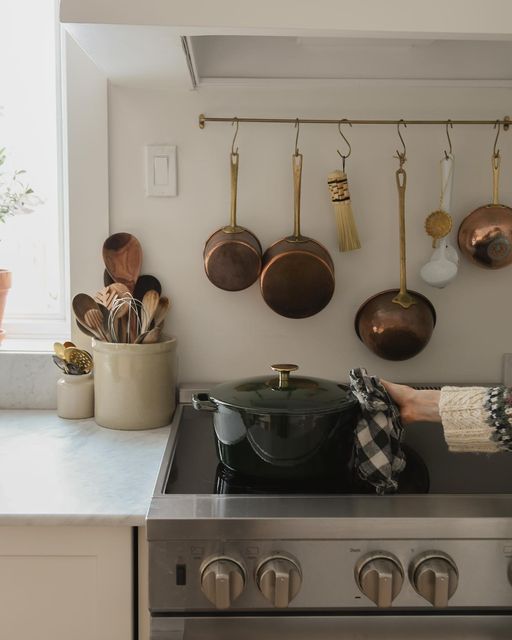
[61,26,512,89]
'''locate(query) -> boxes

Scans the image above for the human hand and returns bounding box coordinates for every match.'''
[381,380,441,424]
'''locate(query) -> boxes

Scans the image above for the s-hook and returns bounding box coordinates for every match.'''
[395,119,407,167]
[231,117,239,155]
[337,119,352,172]
[444,120,453,159]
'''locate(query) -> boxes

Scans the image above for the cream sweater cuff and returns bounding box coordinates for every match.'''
[439,386,500,453]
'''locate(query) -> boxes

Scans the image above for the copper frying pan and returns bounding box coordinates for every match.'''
[260,152,335,319]
[204,151,262,291]
[458,153,512,269]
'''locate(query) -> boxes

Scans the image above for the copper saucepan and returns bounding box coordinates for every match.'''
[355,163,436,361]
[204,151,262,291]
[260,152,335,319]
[458,152,512,269]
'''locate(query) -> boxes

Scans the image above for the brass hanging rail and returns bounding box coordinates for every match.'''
[199,114,510,130]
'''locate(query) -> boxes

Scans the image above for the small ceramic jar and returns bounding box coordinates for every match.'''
[57,372,94,420]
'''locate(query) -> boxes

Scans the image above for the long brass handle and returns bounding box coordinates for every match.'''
[292,153,303,239]
[227,151,241,231]
[396,168,407,295]
[393,167,416,309]
[492,153,501,205]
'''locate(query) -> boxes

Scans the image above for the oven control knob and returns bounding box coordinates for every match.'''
[355,552,404,607]
[256,555,302,608]
[410,551,459,607]
[200,558,245,609]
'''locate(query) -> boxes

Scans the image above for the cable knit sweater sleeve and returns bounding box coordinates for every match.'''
[439,386,512,453]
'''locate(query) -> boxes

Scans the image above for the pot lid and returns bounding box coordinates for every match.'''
[209,364,357,415]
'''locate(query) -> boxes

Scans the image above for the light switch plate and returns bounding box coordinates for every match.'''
[145,145,177,197]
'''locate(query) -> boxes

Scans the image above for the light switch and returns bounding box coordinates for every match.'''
[154,156,169,186]
[145,145,177,197]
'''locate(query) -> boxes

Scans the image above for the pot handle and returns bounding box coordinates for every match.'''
[192,393,218,412]
[492,153,500,205]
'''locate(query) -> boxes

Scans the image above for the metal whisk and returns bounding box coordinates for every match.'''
[108,295,149,343]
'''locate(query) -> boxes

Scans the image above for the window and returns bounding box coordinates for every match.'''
[0,0,67,340]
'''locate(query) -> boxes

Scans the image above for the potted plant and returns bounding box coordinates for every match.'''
[0,146,40,340]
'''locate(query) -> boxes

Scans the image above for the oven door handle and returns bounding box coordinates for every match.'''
[151,614,512,640]
[151,618,185,640]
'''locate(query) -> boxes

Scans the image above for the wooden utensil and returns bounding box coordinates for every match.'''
[103,269,114,287]
[260,152,334,319]
[140,289,160,334]
[152,295,170,329]
[85,309,109,341]
[143,326,161,344]
[76,318,99,340]
[95,283,131,310]
[73,294,110,341]
[102,232,143,292]
[133,275,162,302]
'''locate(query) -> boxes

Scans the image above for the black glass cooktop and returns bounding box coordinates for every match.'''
[164,406,512,496]
[164,407,431,495]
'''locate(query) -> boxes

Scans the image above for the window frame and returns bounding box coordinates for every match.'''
[2,0,70,341]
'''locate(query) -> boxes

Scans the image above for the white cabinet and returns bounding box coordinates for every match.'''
[0,526,133,640]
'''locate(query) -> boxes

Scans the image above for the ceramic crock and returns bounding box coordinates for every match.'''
[92,337,177,430]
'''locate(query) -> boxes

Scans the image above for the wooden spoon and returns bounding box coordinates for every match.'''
[152,296,170,329]
[103,269,114,287]
[76,318,100,340]
[73,294,110,341]
[133,275,162,303]
[140,289,160,334]
[102,233,142,293]
[135,326,161,344]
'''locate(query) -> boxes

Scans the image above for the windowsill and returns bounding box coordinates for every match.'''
[0,337,56,353]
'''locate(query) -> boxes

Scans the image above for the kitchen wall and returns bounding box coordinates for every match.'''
[106,84,512,384]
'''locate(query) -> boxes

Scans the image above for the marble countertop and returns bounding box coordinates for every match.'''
[0,410,170,525]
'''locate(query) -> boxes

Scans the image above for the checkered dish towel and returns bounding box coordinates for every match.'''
[349,368,406,495]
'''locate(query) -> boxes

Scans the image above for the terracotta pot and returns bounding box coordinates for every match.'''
[0,270,12,342]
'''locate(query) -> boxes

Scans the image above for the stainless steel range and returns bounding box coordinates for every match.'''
[147,387,512,640]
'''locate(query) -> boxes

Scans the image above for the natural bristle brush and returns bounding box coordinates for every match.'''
[327,120,361,252]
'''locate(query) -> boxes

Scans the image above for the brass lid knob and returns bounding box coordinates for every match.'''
[270,364,298,389]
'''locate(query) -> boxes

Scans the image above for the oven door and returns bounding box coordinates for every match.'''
[151,614,512,640]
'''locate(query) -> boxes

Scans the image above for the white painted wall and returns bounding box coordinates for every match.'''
[63,32,109,346]
[107,84,512,384]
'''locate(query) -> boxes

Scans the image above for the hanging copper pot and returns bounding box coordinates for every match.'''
[260,152,335,319]
[355,159,436,361]
[204,150,262,291]
[458,151,512,269]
